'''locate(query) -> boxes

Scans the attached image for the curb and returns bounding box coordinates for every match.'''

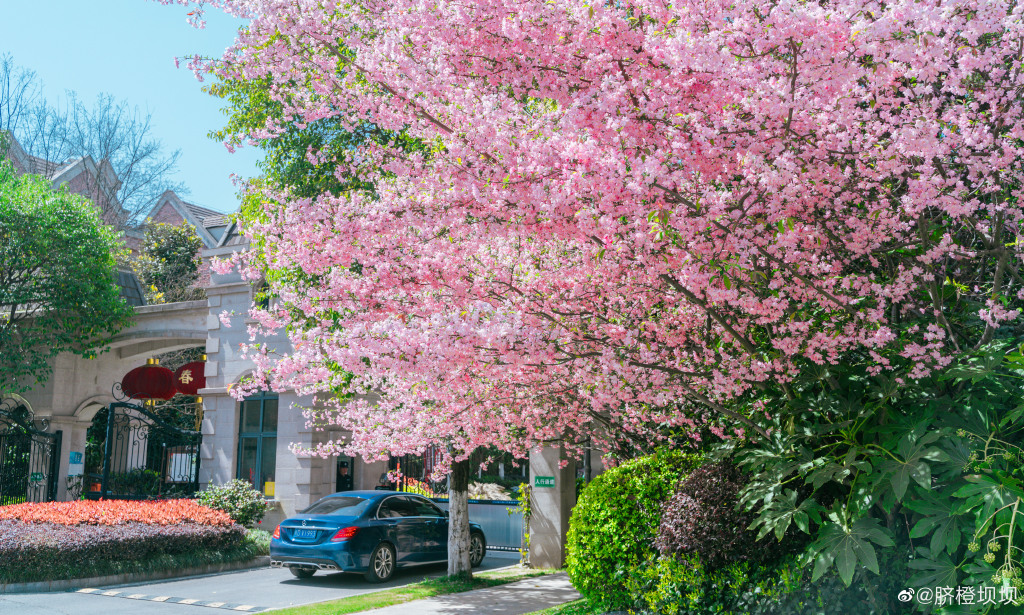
[1,555,270,594]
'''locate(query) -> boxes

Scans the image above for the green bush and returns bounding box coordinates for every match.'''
[565,449,699,611]
[628,541,912,614]
[108,468,162,496]
[196,479,268,527]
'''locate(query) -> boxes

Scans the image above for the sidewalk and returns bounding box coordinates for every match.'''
[350,572,580,615]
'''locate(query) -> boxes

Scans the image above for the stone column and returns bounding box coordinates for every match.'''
[46,417,87,501]
[528,446,577,568]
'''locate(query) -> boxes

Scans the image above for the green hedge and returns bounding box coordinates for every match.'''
[0,522,269,584]
[565,449,699,610]
[625,554,799,614]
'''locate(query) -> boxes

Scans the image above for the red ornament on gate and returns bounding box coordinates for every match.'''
[174,361,206,396]
[121,359,177,400]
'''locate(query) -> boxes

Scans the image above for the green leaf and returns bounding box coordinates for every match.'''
[882,430,945,501]
[904,488,969,555]
[751,490,821,540]
[807,517,894,587]
[835,540,857,586]
[1001,403,1024,428]
[908,551,959,589]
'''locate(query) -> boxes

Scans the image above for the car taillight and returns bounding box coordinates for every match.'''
[272,525,281,539]
[330,526,359,542]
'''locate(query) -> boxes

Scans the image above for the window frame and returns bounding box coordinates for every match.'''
[236,391,278,494]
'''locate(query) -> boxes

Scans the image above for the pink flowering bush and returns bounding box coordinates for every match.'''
[163,0,1021,465]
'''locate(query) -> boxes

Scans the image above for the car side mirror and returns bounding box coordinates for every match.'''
[443,510,449,518]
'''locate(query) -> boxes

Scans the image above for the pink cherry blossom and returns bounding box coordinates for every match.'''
[158,0,1024,467]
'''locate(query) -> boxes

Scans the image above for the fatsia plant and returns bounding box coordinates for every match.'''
[727,342,1024,609]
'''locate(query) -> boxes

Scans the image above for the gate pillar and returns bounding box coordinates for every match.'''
[528,445,577,568]
[48,417,89,501]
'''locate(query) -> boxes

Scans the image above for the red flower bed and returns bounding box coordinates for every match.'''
[0,499,233,526]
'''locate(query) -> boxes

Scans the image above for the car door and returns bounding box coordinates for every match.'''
[407,495,448,562]
[376,495,424,564]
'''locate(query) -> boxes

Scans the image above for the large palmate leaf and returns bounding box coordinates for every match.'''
[810,516,895,586]
[881,430,947,501]
[752,489,823,540]
[907,549,959,589]
[954,474,1024,533]
[903,486,971,556]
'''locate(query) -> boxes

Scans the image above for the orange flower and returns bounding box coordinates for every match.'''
[0,499,233,526]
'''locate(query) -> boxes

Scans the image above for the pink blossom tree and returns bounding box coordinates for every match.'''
[166,0,1023,575]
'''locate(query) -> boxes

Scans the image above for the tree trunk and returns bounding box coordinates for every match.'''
[447,456,472,577]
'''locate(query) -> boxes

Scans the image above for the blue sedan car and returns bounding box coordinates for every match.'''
[270,490,487,582]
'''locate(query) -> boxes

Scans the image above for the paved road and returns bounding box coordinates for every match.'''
[362,573,579,615]
[0,551,521,614]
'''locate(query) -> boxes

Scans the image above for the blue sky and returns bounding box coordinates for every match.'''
[0,0,261,213]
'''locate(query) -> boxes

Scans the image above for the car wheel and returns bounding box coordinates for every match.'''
[470,532,486,568]
[289,567,315,579]
[365,542,396,582]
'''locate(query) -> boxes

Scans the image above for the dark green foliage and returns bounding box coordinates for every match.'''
[106,469,162,497]
[132,221,205,303]
[724,342,1024,611]
[0,159,132,394]
[565,450,699,611]
[197,479,269,527]
[630,545,912,615]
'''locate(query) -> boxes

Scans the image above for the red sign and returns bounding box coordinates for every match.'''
[174,361,206,396]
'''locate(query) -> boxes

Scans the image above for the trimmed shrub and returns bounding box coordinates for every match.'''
[655,461,773,569]
[630,460,906,614]
[197,479,268,527]
[565,449,699,611]
[627,553,807,615]
[0,520,248,584]
[0,499,233,526]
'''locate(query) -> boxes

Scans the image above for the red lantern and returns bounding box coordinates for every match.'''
[121,360,177,400]
[174,361,206,396]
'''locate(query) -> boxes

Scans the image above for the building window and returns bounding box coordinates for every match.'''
[237,392,277,496]
[253,280,274,311]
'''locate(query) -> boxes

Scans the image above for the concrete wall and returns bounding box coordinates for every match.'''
[198,244,335,519]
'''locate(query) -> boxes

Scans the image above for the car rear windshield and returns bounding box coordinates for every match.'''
[302,496,371,516]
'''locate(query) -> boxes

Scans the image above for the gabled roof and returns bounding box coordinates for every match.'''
[145,190,222,249]
[184,201,222,221]
[3,132,125,222]
[203,214,232,227]
[215,217,248,248]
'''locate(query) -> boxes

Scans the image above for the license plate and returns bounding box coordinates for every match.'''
[293,529,317,540]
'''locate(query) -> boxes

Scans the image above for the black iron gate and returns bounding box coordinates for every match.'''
[0,399,62,505]
[91,402,202,500]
